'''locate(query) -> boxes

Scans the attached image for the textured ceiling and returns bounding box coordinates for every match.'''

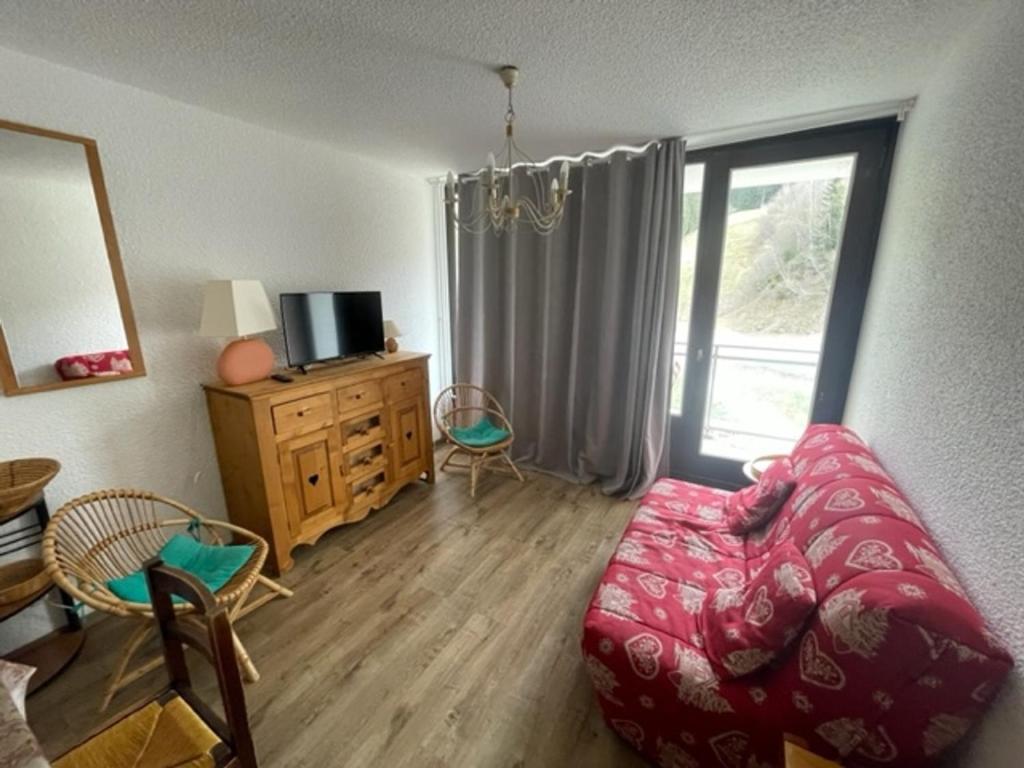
[0,0,981,174]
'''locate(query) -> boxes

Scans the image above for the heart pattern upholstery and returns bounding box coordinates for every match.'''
[799,631,847,690]
[702,542,817,679]
[582,424,1012,768]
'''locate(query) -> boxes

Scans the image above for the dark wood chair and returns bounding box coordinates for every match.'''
[54,559,258,767]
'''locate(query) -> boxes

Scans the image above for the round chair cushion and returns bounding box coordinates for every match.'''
[450,418,511,448]
[106,534,254,604]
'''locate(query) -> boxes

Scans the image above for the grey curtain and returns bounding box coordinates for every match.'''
[449,138,684,497]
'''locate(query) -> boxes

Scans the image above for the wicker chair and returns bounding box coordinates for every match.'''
[42,489,293,711]
[433,384,524,497]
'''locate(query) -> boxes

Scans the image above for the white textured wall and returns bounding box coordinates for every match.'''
[0,45,438,653]
[846,1,1024,765]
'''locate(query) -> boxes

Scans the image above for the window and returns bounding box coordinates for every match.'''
[670,120,898,486]
[671,163,704,415]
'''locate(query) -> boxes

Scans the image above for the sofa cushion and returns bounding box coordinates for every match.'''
[790,425,873,473]
[726,458,796,534]
[593,563,705,645]
[610,521,748,585]
[638,478,729,530]
[702,541,817,678]
[791,449,891,484]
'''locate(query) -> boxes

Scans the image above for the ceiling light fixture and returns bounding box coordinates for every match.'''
[445,66,570,236]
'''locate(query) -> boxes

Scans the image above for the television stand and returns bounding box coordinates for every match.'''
[202,351,435,575]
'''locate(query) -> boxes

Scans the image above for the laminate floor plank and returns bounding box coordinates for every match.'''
[27,458,647,767]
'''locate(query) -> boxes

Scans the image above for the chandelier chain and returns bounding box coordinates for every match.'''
[505,83,515,125]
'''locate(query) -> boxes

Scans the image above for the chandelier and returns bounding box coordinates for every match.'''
[445,66,570,236]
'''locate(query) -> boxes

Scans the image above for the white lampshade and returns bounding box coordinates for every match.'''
[383,319,403,338]
[198,280,277,338]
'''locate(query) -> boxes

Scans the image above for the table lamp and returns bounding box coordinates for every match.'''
[383,319,402,353]
[199,280,277,385]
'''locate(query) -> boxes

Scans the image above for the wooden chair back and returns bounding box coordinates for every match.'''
[145,559,258,768]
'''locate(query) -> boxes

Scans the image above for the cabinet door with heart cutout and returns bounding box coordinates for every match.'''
[389,396,427,481]
[277,427,348,540]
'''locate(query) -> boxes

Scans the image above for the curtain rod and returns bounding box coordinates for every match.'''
[426,139,673,184]
[426,98,915,183]
[427,139,672,184]
[684,97,915,151]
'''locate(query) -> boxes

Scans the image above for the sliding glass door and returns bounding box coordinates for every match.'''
[670,120,899,487]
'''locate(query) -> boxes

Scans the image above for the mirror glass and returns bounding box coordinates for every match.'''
[0,122,142,394]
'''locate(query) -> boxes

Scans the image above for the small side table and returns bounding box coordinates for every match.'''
[785,739,841,767]
[741,453,788,482]
[1,494,85,694]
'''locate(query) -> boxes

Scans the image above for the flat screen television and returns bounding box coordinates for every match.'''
[280,291,385,369]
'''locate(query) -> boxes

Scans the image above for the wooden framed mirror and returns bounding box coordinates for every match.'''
[0,118,145,396]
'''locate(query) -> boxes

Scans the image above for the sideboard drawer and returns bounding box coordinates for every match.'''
[349,469,387,511]
[341,412,387,452]
[384,368,424,402]
[345,441,388,481]
[337,380,383,415]
[272,393,333,436]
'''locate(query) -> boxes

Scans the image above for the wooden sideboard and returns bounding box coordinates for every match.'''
[203,352,434,574]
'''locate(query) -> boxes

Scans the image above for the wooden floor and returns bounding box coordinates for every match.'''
[28,458,649,768]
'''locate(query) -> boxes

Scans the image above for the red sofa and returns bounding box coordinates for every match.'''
[582,424,1012,767]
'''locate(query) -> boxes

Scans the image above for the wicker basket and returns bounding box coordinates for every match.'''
[0,458,60,520]
[0,558,50,606]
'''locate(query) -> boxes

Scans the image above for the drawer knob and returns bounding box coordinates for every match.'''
[355,393,362,399]
[405,430,413,440]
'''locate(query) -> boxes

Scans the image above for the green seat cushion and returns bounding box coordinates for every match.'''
[450,417,511,447]
[106,533,255,604]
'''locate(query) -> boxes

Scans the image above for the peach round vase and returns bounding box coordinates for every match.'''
[217,337,275,386]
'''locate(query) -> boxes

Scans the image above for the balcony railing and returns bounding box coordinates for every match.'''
[672,340,821,449]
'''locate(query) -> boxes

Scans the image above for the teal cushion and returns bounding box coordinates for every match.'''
[450,417,511,447]
[106,533,255,604]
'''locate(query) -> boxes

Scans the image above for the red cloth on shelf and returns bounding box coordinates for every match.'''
[55,350,133,380]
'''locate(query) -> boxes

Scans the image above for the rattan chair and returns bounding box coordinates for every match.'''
[433,384,524,497]
[42,489,293,711]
